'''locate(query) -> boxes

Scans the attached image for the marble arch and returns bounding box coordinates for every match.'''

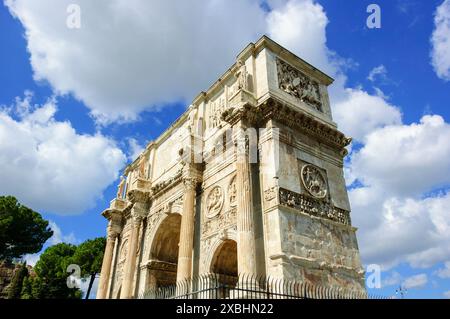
[97,36,366,299]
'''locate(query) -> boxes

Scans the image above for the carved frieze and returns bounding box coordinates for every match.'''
[206,186,224,218]
[300,164,328,199]
[276,58,322,112]
[202,208,237,237]
[279,188,351,226]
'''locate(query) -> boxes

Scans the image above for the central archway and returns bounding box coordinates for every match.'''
[210,239,238,288]
[146,213,181,289]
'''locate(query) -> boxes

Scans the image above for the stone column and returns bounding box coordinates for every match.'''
[235,127,258,277]
[176,177,198,282]
[120,209,144,299]
[96,225,119,299]
[106,237,119,299]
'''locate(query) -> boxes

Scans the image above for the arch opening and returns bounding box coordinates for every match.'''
[146,214,181,289]
[210,239,238,290]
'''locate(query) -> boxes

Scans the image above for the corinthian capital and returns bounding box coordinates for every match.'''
[106,227,119,241]
[183,177,199,191]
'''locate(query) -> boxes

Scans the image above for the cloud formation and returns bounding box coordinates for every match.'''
[431,0,450,81]
[5,0,266,124]
[403,273,428,290]
[0,92,126,214]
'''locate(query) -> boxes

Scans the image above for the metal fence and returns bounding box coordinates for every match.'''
[139,273,389,299]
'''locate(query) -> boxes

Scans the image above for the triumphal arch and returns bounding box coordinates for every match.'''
[96,36,366,299]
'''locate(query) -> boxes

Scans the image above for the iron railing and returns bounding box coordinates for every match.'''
[139,273,389,299]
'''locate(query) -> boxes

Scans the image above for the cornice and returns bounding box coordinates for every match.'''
[259,97,351,151]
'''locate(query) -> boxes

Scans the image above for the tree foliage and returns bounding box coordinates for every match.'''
[21,243,81,299]
[0,196,53,261]
[71,237,106,299]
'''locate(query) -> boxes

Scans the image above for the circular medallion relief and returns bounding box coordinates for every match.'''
[301,164,327,199]
[206,186,224,218]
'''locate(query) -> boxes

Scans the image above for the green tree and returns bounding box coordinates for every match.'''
[71,237,106,299]
[22,243,81,299]
[0,196,53,261]
[20,276,32,299]
[7,262,29,299]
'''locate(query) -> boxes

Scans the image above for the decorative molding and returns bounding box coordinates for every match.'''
[151,168,183,197]
[260,98,352,151]
[221,95,258,126]
[300,164,328,199]
[146,260,177,273]
[205,186,224,218]
[276,58,322,112]
[279,188,351,226]
[127,188,151,205]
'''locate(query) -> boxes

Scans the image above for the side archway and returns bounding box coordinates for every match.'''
[144,213,182,290]
[209,238,238,288]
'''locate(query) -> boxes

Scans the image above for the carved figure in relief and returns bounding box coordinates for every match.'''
[206,186,223,218]
[301,165,327,199]
[277,58,322,111]
[228,176,237,206]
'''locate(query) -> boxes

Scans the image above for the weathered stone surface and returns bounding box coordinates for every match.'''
[97,36,365,299]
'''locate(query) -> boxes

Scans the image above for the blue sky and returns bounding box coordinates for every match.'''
[1,0,450,299]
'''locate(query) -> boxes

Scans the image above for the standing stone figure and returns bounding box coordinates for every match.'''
[236,60,248,91]
[117,176,125,199]
[138,156,146,179]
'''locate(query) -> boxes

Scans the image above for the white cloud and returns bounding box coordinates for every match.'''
[266,0,337,76]
[436,262,450,278]
[333,88,402,142]
[4,0,266,124]
[382,271,402,288]
[127,138,145,162]
[367,65,387,82]
[348,115,450,269]
[0,92,126,214]
[48,221,77,245]
[403,273,428,289]
[444,290,450,298]
[352,189,450,269]
[350,115,450,197]
[431,0,450,81]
